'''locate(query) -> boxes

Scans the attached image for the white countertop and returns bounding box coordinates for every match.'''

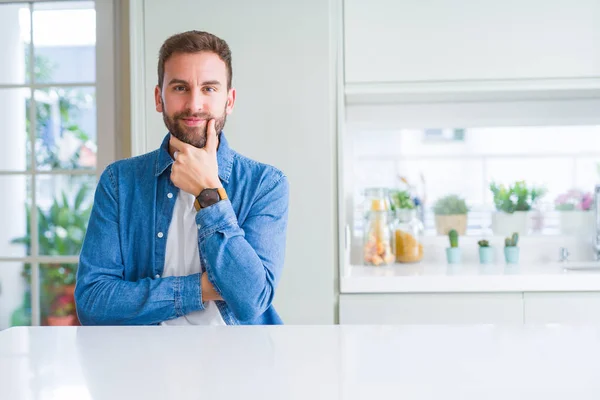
[2,325,600,399]
[342,262,600,293]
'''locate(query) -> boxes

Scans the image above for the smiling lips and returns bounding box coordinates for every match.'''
[181,118,206,126]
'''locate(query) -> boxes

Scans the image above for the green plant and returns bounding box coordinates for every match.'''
[10,54,94,326]
[490,181,547,213]
[52,295,75,317]
[504,232,519,247]
[389,190,415,211]
[433,194,469,215]
[11,183,92,319]
[478,240,490,248]
[448,229,459,248]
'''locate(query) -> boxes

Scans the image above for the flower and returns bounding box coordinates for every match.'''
[554,189,593,211]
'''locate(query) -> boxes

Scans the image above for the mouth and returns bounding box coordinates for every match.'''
[181,118,206,127]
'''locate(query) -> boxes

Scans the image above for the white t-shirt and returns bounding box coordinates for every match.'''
[160,190,226,326]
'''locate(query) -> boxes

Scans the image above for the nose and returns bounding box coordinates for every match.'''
[187,87,204,112]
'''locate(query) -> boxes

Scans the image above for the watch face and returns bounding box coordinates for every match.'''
[198,188,221,208]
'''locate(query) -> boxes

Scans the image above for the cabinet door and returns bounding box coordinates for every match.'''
[344,0,600,84]
[524,292,600,324]
[339,293,523,325]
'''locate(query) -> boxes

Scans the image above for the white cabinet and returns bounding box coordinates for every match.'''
[344,0,600,85]
[339,293,523,325]
[524,292,600,324]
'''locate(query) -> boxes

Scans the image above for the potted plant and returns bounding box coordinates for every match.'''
[446,229,461,264]
[46,295,77,326]
[11,184,92,326]
[490,181,547,236]
[504,232,520,264]
[478,240,494,264]
[554,189,594,236]
[432,194,469,235]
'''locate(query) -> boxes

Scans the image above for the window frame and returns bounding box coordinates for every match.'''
[0,0,117,326]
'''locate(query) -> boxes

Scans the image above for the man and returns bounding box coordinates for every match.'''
[75,31,289,325]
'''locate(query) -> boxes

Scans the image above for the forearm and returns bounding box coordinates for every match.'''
[202,233,276,321]
[75,269,204,325]
[196,202,287,321]
[195,175,288,322]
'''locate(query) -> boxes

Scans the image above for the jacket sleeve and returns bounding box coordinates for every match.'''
[74,166,205,325]
[195,173,289,322]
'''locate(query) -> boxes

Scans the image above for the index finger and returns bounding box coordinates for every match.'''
[169,134,189,153]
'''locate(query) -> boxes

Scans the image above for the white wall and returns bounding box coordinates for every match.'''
[132,0,338,324]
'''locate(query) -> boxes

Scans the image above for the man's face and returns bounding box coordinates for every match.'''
[155,51,235,148]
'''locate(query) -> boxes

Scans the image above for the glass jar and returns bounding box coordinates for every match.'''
[363,188,395,266]
[393,209,424,263]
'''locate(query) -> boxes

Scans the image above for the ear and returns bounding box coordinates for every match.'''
[225,87,236,115]
[154,85,163,113]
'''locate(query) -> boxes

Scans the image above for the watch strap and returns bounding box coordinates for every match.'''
[194,187,228,211]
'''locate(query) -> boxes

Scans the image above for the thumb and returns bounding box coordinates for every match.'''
[205,119,218,153]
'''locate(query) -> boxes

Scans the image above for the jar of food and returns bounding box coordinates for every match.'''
[363,188,395,266]
[393,208,424,263]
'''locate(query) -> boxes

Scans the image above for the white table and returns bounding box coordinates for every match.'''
[1,325,600,399]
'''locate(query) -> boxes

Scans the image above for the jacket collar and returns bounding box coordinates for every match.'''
[154,131,234,183]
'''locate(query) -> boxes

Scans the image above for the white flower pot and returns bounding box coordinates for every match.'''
[559,210,594,237]
[491,211,529,236]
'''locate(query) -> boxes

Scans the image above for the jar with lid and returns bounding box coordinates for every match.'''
[393,208,424,263]
[363,188,395,266]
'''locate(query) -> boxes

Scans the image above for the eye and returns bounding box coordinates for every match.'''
[173,85,187,92]
[203,87,216,93]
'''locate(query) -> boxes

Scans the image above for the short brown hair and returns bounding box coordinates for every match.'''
[157,30,232,90]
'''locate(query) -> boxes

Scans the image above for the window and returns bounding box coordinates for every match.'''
[342,97,600,266]
[351,125,600,236]
[0,0,115,329]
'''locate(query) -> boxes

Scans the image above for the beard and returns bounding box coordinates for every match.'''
[162,104,227,149]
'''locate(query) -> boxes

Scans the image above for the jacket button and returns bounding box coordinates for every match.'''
[167,193,173,199]
[157,232,164,238]
[155,274,160,279]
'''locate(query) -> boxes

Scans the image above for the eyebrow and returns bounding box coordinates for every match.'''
[167,78,222,87]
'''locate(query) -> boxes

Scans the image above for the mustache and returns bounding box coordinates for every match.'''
[174,110,213,120]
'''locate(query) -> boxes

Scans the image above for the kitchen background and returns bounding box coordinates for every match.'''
[0,0,599,329]
[348,125,600,266]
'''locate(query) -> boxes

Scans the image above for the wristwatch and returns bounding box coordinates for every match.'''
[194,187,228,211]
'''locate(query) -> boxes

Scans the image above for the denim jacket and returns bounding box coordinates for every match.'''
[75,133,289,325]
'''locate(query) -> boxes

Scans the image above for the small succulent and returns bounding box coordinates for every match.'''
[505,232,519,247]
[448,229,459,248]
[478,240,490,248]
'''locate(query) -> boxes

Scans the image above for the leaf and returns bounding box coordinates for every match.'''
[74,185,88,210]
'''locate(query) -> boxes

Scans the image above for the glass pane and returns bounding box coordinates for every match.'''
[0,88,31,171]
[465,126,600,156]
[398,159,485,206]
[0,262,31,329]
[37,175,96,256]
[575,157,600,192]
[40,263,78,326]
[34,87,96,170]
[32,1,96,84]
[0,3,30,85]
[0,175,31,257]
